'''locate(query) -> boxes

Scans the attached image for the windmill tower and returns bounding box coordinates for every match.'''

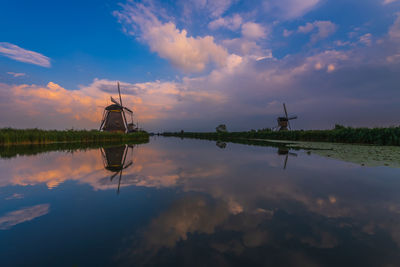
[99,82,136,133]
[276,103,298,131]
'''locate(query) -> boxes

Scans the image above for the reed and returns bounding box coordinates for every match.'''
[163,125,400,146]
[0,128,149,146]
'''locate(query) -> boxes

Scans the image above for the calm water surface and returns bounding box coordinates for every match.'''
[1,137,400,266]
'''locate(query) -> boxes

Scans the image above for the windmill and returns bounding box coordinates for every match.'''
[100,145,134,194]
[276,103,298,131]
[99,82,136,133]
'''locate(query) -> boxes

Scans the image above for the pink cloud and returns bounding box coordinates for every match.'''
[114,2,230,72]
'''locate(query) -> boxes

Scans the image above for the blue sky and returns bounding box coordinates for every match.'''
[1,0,400,131]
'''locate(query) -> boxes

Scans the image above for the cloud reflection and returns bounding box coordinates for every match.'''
[0,204,50,230]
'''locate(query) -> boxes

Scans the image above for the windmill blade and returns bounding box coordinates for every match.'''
[288,116,298,120]
[110,96,120,106]
[283,103,288,119]
[117,145,130,194]
[123,106,133,113]
[288,120,291,130]
[283,153,288,170]
[123,161,133,169]
[99,110,106,130]
[118,82,123,106]
[110,171,119,181]
[117,170,122,195]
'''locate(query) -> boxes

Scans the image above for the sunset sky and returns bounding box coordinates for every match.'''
[1,0,400,132]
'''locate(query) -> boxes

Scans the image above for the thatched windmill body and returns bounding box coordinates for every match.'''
[276,103,298,131]
[99,82,136,133]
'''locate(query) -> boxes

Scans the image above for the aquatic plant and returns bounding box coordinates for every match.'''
[0,128,149,146]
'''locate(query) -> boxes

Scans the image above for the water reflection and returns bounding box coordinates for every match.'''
[0,204,50,230]
[101,145,135,194]
[216,141,227,149]
[0,138,400,266]
[277,147,297,169]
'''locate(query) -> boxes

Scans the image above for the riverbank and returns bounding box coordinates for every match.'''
[0,128,149,146]
[162,125,400,146]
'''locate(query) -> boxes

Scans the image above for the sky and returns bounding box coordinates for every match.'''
[1,0,400,132]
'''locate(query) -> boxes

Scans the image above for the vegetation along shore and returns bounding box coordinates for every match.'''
[162,125,400,146]
[0,128,149,146]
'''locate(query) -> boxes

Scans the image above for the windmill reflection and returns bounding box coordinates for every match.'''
[216,141,227,149]
[277,147,297,169]
[100,145,135,194]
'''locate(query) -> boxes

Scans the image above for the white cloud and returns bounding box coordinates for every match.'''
[208,14,243,30]
[114,3,230,72]
[7,72,26,77]
[189,0,233,18]
[298,21,337,43]
[283,29,294,37]
[298,23,315,34]
[241,22,268,40]
[264,0,320,20]
[222,38,272,59]
[359,33,373,46]
[0,204,50,230]
[0,42,50,67]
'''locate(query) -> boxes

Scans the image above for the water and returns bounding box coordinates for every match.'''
[0,137,400,266]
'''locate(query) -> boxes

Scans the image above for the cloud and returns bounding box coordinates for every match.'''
[6,72,26,77]
[141,196,230,249]
[359,33,373,46]
[222,38,272,59]
[1,4,400,132]
[0,204,50,230]
[389,13,400,40]
[0,77,227,130]
[114,2,230,72]
[0,42,51,67]
[208,14,243,30]
[283,29,294,37]
[188,0,233,18]
[383,0,398,4]
[5,193,24,200]
[264,0,320,20]
[298,21,337,43]
[241,22,268,40]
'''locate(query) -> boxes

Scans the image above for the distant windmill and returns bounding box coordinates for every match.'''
[276,103,298,131]
[99,82,136,133]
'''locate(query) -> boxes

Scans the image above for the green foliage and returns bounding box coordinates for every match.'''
[0,128,149,146]
[163,126,400,146]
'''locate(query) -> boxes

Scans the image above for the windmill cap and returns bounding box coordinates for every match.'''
[105,104,123,111]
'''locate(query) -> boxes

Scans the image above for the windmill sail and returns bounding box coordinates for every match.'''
[110,96,121,106]
[118,82,123,107]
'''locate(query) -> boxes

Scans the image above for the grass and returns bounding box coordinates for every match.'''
[163,125,400,146]
[0,128,149,146]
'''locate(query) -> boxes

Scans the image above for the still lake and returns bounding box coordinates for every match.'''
[1,137,400,266]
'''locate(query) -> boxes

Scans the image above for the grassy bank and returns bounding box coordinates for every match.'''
[163,125,400,146]
[0,128,149,146]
